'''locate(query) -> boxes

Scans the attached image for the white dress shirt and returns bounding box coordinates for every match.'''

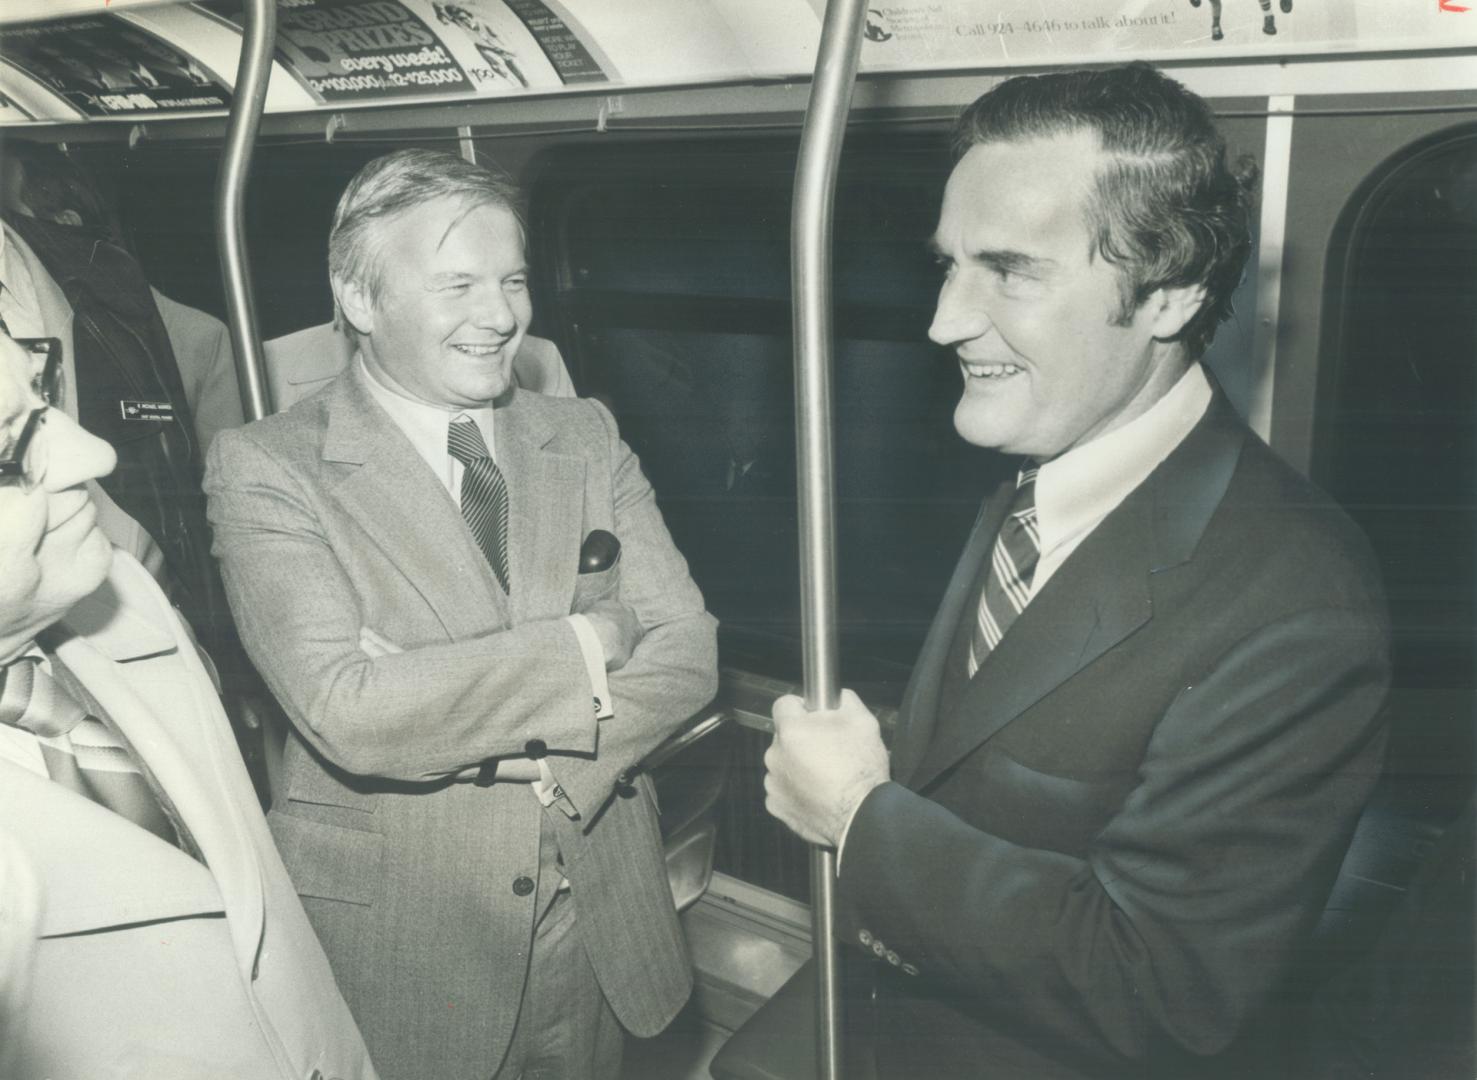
[1030,361,1213,598]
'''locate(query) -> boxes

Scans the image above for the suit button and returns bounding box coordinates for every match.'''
[525,739,547,757]
[885,950,900,966]
[513,876,535,896]
[858,930,873,946]
[901,962,919,977]
[871,940,886,958]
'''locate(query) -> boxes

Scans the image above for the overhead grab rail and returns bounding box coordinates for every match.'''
[790,1,869,1077]
[217,0,275,424]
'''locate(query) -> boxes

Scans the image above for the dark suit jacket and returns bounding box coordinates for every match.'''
[836,389,1391,1078]
[204,369,718,1080]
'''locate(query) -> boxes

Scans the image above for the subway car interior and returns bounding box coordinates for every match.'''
[1,1,1474,1076]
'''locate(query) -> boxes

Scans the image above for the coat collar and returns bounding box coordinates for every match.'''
[59,583,176,663]
[899,391,1246,792]
[319,366,584,633]
[48,554,265,969]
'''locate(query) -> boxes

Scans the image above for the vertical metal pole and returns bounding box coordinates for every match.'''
[216,0,276,423]
[791,1,868,1077]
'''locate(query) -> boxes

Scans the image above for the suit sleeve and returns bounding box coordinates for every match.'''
[206,426,604,783]
[545,399,719,821]
[837,605,1389,1066]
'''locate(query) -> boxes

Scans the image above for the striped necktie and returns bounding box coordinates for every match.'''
[967,465,1040,677]
[0,653,195,854]
[447,417,512,594]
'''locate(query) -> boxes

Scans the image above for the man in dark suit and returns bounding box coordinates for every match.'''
[764,63,1390,1078]
[205,149,717,1080]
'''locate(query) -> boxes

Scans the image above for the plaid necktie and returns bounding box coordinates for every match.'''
[967,465,1040,677]
[447,417,512,594]
[0,652,196,855]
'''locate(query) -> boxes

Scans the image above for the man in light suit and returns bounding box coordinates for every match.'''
[763,64,1390,1077]
[0,328,376,1079]
[204,149,717,1080]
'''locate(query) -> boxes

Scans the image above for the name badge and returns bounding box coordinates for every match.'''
[120,400,175,423]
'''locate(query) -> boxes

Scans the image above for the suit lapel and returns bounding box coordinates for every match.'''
[908,493,1155,791]
[496,393,586,625]
[323,368,511,638]
[0,761,224,938]
[906,392,1247,793]
[891,484,1010,785]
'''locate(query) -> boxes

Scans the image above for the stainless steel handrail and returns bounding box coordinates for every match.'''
[791,1,869,1077]
[216,0,276,424]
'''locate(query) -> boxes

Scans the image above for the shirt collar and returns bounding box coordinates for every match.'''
[1034,362,1212,559]
[357,354,497,471]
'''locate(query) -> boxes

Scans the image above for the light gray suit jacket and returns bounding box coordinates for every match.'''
[204,365,717,1080]
[0,552,376,1080]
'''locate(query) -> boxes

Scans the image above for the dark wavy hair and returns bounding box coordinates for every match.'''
[953,62,1259,359]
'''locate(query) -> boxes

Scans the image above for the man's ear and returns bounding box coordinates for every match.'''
[1146,282,1208,341]
[334,276,375,337]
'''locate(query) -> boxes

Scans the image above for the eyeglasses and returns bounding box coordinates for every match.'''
[0,338,64,490]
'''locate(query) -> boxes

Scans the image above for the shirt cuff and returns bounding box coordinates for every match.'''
[835,790,869,874]
[533,757,580,820]
[566,614,614,720]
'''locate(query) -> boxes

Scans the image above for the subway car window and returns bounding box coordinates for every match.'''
[1317,126,1477,818]
[79,142,425,339]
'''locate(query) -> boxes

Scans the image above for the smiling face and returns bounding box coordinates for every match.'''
[928,130,1202,461]
[337,196,531,410]
[0,334,116,661]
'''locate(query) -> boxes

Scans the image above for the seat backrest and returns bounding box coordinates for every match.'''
[260,322,575,414]
[1303,796,1474,1078]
